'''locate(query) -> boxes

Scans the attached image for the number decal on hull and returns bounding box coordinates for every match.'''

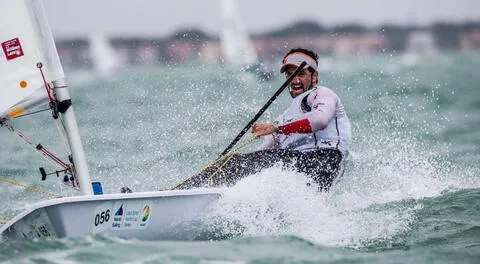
[94,209,110,226]
[92,202,113,233]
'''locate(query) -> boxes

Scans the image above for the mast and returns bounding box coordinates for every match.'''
[33,0,93,195]
[53,79,93,195]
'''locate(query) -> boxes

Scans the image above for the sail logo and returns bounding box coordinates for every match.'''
[115,204,124,216]
[111,203,125,228]
[1,38,24,61]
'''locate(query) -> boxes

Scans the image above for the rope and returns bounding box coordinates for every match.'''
[0,177,61,198]
[1,120,69,169]
[51,83,73,155]
[202,150,237,186]
[170,136,257,190]
[37,62,54,104]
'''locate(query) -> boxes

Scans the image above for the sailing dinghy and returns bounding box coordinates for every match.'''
[88,33,120,78]
[0,0,225,241]
[1,0,343,241]
[219,0,274,81]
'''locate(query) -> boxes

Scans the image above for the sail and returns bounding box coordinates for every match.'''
[0,0,65,115]
[1,0,92,195]
[0,89,48,119]
[88,33,119,77]
[406,30,437,54]
[219,0,258,67]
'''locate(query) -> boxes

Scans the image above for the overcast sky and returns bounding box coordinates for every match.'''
[43,0,480,38]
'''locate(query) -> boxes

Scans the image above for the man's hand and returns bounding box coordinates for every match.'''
[252,123,276,138]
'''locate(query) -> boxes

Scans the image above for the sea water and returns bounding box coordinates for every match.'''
[0,52,479,263]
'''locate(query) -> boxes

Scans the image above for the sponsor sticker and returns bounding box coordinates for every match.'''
[111,202,125,229]
[122,201,142,229]
[91,200,152,231]
[1,38,24,61]
[138,204,151,228]
[14,208,56,239]
[109,200,152,230]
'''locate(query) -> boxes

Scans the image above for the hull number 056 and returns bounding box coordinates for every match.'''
[94,209,110,226]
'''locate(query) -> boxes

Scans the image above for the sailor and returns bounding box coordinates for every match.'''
[176,48,351,190]
[251,48,352,187]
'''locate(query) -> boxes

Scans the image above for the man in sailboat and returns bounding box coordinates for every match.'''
[176,48,351,191]
[249,48,351,188]
[252,48,351,158]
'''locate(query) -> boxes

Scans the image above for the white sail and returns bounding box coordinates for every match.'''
[0,0,64,114]
[88,33,119,77]
[219,0,258,67]
[402,30,438,67]
[406,30,437,55]
[0,89,48,119]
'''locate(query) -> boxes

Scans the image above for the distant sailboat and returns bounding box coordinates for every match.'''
[219,0,274,81]
[88,33,120,78]
[220,0,257,67]
[406,30,437,54]
[402,30,438,67]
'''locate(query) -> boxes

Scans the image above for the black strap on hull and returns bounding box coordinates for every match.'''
[178,148,343,191]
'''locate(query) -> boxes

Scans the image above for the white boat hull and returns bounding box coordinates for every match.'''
[0,188,225,240]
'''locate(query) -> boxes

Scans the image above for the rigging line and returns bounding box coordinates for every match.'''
[203,150,237,186]
[0,120,69,169]
[0,177,61,198]
[36,62,54,104]
[25,64,72,169]
[48,86,76,187]
[53,113,72,154]
[170,136,257,190]
[54,114,79,187]
[52,86,73,153]
[202,136,257,186]
[36,145,69,169]
[1,120,58,168]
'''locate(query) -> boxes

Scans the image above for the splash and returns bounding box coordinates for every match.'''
[203,124,478,249]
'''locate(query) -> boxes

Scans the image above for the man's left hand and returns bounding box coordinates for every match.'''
[252,123,276,138]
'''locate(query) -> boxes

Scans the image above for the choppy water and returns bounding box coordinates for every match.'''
[1,52,479,263]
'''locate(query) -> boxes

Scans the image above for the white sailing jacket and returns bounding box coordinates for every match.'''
[261,86,351,155]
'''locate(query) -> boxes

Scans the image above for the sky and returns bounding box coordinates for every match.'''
[43,0,480,38]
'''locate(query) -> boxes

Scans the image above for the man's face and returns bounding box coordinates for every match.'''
[284,66,317,98]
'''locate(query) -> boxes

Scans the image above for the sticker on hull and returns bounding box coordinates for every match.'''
[92,200,152,231]
[13,208,56,239]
